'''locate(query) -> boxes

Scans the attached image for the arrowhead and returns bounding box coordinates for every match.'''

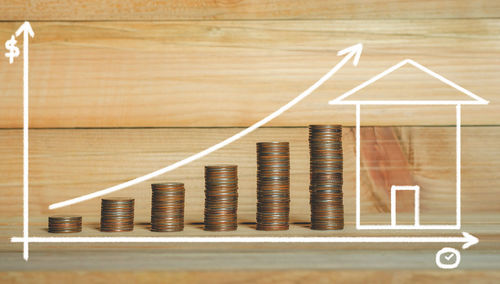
[15,21,35,38]
[462,232,479,249]
[337,43,363,66]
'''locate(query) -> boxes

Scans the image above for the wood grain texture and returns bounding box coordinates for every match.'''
[361,127,414,213]
[1,245,500,270]
[0,20,499,128]
[1,127,499,272]
[1,271,498,284]
[1,0,499,21]
[1,0,499,278]
[1,127,497,218]
[1,262,500,278]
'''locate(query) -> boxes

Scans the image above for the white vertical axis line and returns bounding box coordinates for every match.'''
[355,104,361,229]
[22,26,29,261]
[390,186,396,227]
[16,21,34,261]
[456,104,461,229]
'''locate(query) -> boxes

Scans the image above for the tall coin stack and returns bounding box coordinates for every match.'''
[48,215,82,233]
[204,165,238,231]
[309,125,344,230]
[100,197,135,232]
[151,182,185,232]
[256,142,290,231]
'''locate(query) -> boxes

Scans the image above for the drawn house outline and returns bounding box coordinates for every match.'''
[329,59,489,230]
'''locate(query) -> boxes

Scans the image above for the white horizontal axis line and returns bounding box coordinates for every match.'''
[11,231,478,249]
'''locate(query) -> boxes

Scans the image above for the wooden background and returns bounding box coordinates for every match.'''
[1,1,499,283]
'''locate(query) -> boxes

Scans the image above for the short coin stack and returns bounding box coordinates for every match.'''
[100,197,135,232]
[48,215,82,233]
[256,142,290,231]
[309,125,344,230]
[151,182,185,232]
[204,165,238,231]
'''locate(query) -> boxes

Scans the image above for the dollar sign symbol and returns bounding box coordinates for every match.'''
[5,35,20,64]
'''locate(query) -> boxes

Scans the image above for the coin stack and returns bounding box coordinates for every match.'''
[204,165,238,231]
[309,125,344,230]
[151,182,185,232]
[100,197,135,232]
[256,142,290,231]
[48,215,82,233]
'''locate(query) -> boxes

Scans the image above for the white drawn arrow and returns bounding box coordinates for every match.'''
[15,21,34,261]
[11,232,479,249]
[49,43,363,210]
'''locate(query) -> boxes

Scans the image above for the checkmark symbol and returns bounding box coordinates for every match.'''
[436,248,461,269]
[444,253,455,261]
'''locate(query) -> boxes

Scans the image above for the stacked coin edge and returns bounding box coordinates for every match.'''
[151,182,185,232]
[309,125,344,230]
[48,215,82,233]
[204,165,239,231]
[256,142,290,231]
[100,197,135,232]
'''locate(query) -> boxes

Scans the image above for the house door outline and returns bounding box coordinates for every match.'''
[391,185,420,228]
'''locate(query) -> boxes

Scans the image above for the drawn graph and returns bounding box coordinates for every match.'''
[7,22,485,269]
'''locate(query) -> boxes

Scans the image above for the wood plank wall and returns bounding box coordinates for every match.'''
[2,127,498,218]
[0,1,497,216]
[2,1,499,20]
[0,2,499,127]
[1,0,499,278]
[0,0,498,221]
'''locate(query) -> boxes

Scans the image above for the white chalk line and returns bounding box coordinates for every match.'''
[49,44,363,210]
[329,59,489,105]
[337,59,488,230]
[16,21,34,261]
[10,231,478,249]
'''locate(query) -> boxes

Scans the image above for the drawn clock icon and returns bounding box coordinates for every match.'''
[436,247,461,269]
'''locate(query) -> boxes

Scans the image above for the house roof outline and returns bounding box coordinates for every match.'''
[329,59,489,105]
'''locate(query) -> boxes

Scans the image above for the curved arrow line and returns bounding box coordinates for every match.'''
[49,44,363,210]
